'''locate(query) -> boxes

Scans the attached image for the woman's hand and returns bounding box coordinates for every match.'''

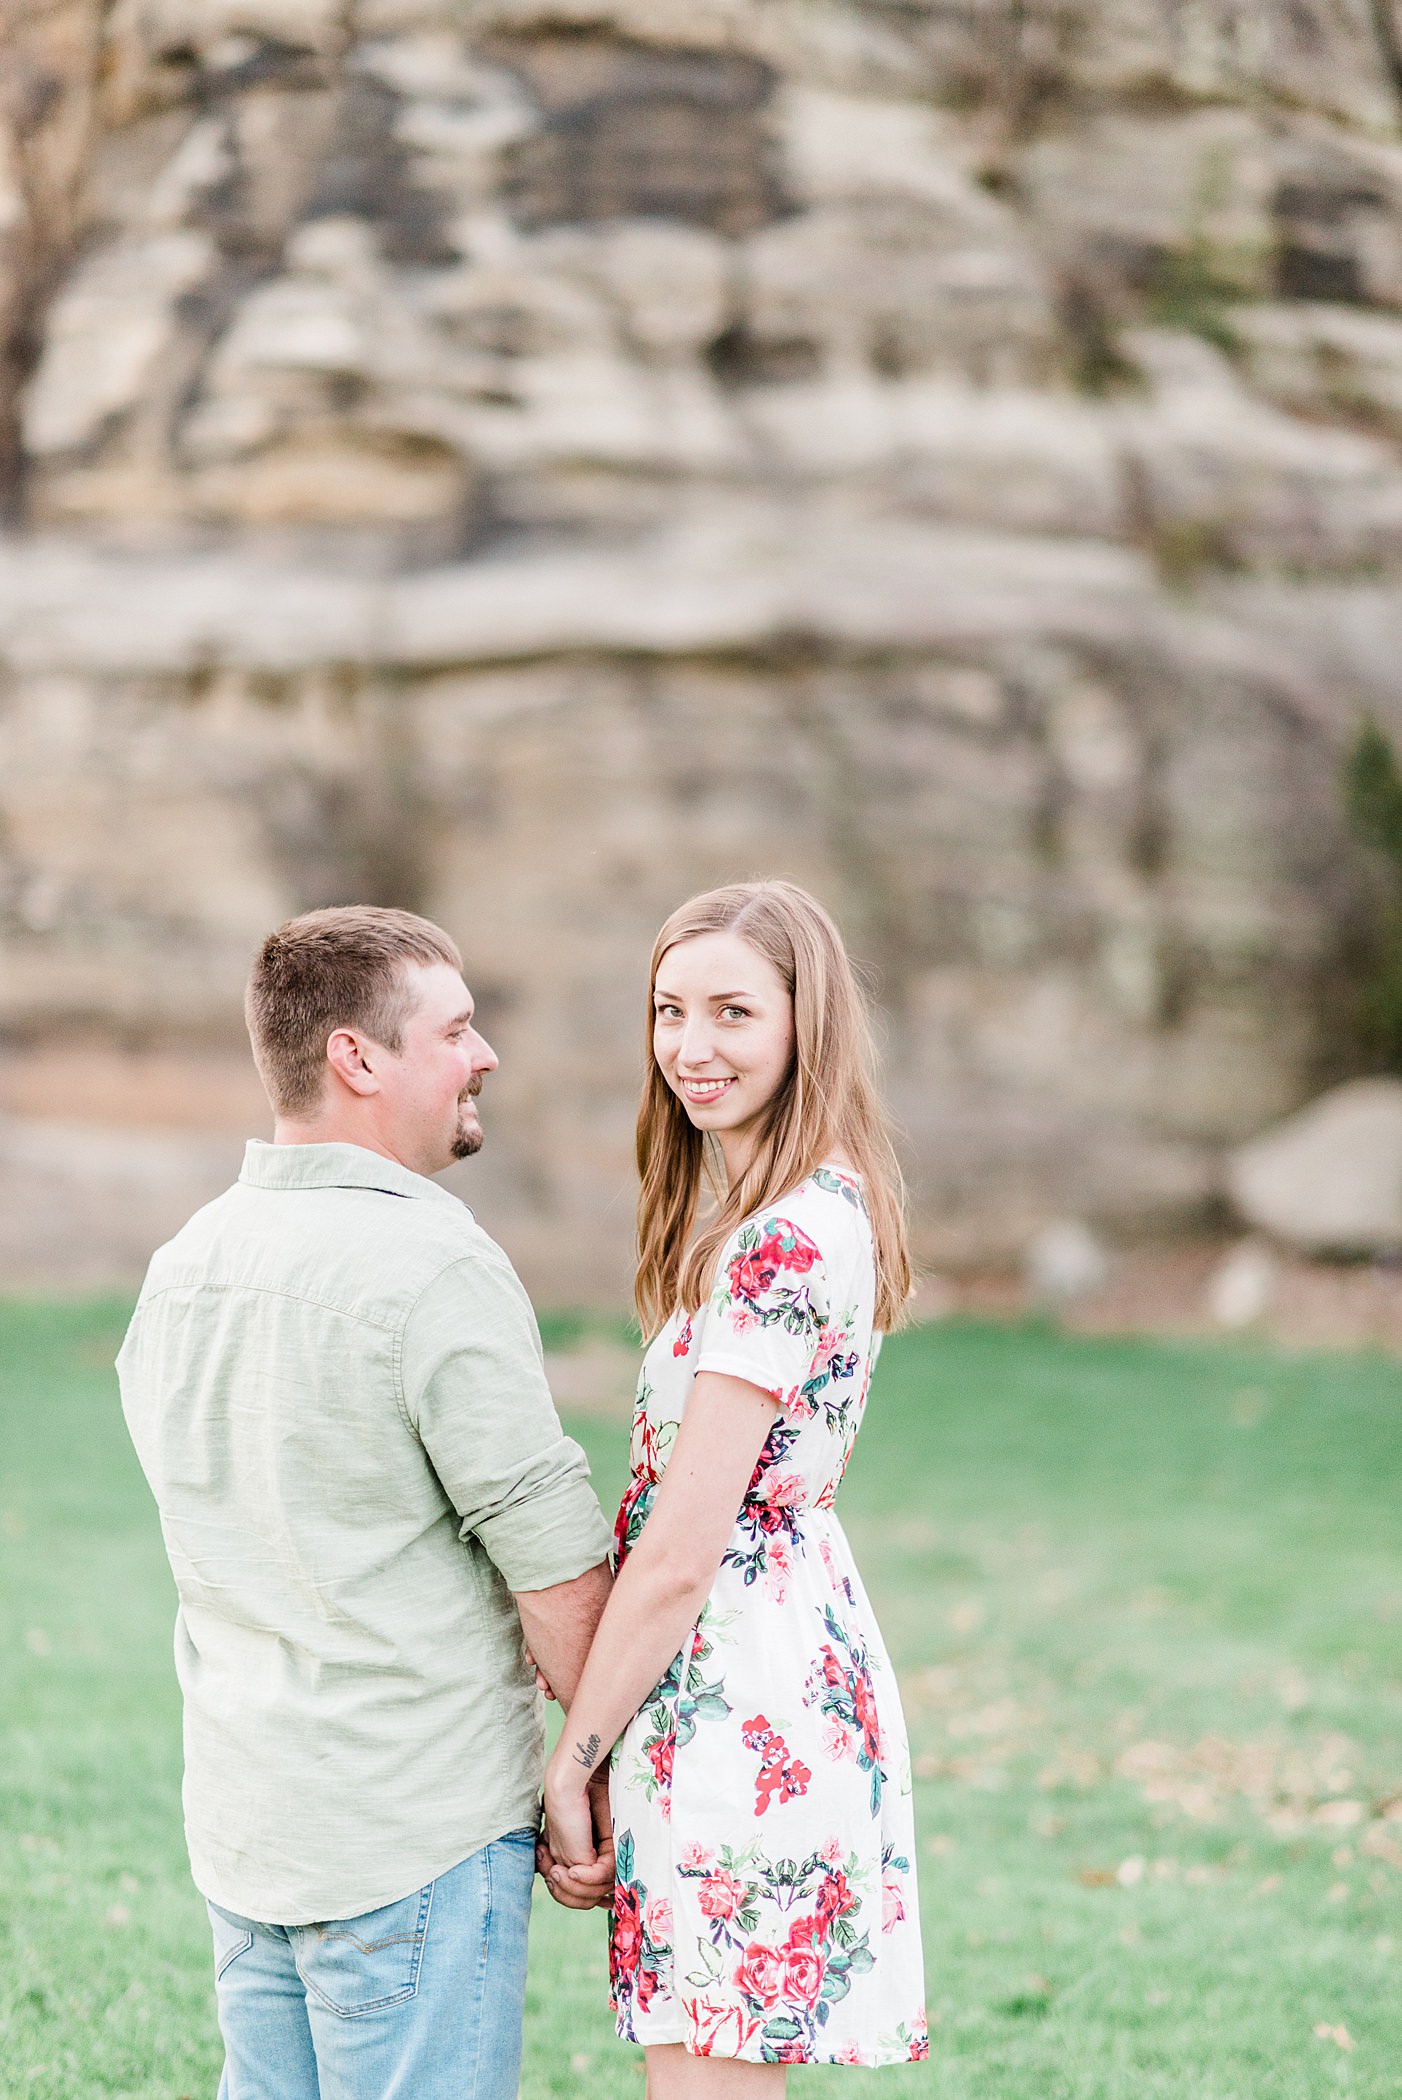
[523,1645,555,1700]
[538,1767,615,1908]
[543,1749,599,1872]
[530,1371,782,1907]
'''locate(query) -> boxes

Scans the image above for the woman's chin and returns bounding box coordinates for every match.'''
[681,1102,738,1132]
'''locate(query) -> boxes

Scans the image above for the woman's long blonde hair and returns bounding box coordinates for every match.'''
[634,880,912,1338]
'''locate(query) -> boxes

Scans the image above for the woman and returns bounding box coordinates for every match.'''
[543,881,927,2087]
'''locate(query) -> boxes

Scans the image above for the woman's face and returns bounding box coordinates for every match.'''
[652,929,795,1171]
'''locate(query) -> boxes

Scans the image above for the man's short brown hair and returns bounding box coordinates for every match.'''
[245,906,463,1117]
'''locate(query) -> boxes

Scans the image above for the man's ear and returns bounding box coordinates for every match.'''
[325,1028,381,1097]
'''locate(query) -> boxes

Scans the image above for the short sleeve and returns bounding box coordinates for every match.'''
[694,1211,829,1414]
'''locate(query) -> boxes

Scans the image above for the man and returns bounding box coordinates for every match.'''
[118,906,615,2100]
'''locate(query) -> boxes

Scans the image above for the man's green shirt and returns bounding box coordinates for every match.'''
[118,1140,612,1924]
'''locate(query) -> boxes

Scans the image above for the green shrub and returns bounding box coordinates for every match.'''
[1343,716,1402,1066]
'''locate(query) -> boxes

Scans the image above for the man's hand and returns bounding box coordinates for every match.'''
[513,1561,612,1713]
[536,1832,613,1909]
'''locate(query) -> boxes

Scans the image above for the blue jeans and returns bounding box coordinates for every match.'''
[208,1831,536,2100]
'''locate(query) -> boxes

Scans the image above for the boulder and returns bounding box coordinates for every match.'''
[1025,1218,1110,1305]
[1228,1079,1402,1254]
[1206,1240,1280,1329]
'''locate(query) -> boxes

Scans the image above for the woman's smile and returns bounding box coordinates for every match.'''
[678,1075,736,1104]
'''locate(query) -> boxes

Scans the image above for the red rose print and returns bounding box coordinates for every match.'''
[646,1731,675,1791]
[780,1757,812,1803]
[775,2037,809,2063]
[783,1942,825,2008]
[683,1999,763,2057]
[729,1252,775,1302]
[764,1471,805,1508]
[611,1883,642,1981]
[733,1940,786,2009]
[697,1869,747,1921]
[755,1221,820,1274]
[744,1715,813,1814]
[755,1756,812,1813]
[816,1868,855,1924]
[672,1317,693,1358]
[852,1672,881,1759]
[786,1909,826,1949]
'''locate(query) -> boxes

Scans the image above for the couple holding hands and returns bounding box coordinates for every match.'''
[119,880,927,2098]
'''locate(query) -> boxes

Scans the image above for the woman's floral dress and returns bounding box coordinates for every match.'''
[609,1166,927,2066]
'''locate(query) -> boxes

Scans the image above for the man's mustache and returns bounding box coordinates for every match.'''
[460,1075,484,1101]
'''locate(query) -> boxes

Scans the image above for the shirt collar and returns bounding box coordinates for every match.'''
[238,1139,464,1208]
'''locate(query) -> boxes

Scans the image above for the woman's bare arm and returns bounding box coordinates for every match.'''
[541,1369,781,1882]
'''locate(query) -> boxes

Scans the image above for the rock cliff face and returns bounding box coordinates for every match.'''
[4,0,1402,1292]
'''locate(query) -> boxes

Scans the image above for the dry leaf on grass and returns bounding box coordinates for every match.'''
[1313,2022,1356,2051]
[1362,1826,1402,1868]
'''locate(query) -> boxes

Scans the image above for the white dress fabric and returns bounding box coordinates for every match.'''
[608,1166,928,2065]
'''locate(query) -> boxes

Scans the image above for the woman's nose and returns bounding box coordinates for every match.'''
[677,1018,715,1067]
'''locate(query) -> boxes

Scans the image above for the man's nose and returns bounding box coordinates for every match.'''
[472,1030,499,1072]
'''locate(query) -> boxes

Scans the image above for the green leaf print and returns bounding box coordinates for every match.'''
[684,1941,724,1989]
[811,1166,864,1210]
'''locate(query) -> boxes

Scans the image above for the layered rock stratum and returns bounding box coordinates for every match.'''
[4,0,1402,1292]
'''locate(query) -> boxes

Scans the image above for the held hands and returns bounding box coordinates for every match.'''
[525,1644,613,1909]
[539,1757,615,1910]
[523,1647,555,1700]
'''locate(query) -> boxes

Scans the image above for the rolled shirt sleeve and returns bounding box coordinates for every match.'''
[400,1252,612,1592]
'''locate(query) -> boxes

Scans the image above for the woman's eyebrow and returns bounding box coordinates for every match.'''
[654,988,757,1003]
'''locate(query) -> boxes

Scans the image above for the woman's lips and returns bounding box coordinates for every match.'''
[679,1076,736,1104]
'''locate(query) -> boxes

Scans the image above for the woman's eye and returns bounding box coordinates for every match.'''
[721,1006,750,1021]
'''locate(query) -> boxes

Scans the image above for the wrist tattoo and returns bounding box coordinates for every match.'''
[572,1732,601,1771]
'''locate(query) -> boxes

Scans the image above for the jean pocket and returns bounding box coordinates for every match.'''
[295,1881,434,2018]
[208,1902,255,1981]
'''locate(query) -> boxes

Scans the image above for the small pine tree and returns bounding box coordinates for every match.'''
[1343,717,1402,1069]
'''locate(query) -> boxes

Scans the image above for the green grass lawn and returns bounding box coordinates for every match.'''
[3,1300,1400,2098]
